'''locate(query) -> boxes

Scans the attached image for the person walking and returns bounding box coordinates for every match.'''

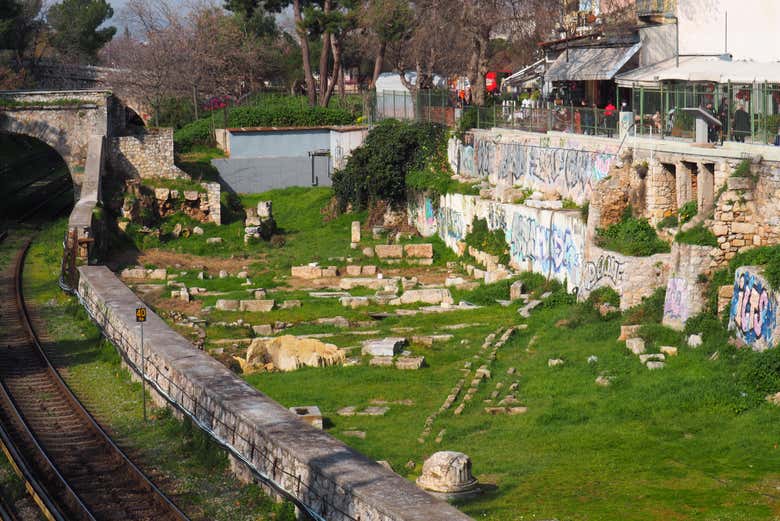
[704,101,719,143]
[604,102,616,137]
[733,103,750,142]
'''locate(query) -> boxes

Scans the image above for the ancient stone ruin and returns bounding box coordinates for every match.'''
[416,451,479,500]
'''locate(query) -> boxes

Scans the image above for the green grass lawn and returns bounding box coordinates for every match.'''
[15,221,294,521]
[97,182,780,520]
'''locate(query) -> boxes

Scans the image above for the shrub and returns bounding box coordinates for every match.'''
[731,159,753,178]
[458,107,479,138]
[738,348,780,397]
[596,207,670,256]
[174,100,355,151]
[332,120,446,211]
[464,217,509,264]
[622,287,666,325]
[656,214,678,229]
[405,135,480,198]
[675,223,718,247]
[586,286,620,308]
[678,200,698,224]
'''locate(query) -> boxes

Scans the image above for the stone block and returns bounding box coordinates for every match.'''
[660,346,678,356]
[370,356,394,367]
[639,353,666,363]
[316,316,350,328]
[626,337,646,355]
[404,243,433,258]
[240,300,274,312]
[727,177,752,190]
[351,221,361,243]
[618,325,641,341]
[346,265,362,276]
[184,190,199,201]
[254,289,267,299]
[279,300,301,309]
[120,268,147,279]
[396,356,425,370]
[547,358,564,367]
[507,407,528,415]
[321,267,339,277]
[362,265,377,276]
[206,237,223,244]
[192,226,204,235]
[257,201,273,218]
[252,324,273,336]
[731,222,755,234]
[289,406,322,429]
[291,265,322,279]
[399,288,454,305]
[509,280,524,301]
[362,247,374,257]
[340,296,370,308]
[216,299,239,311]
[362,337,408,357]
[687,334,703,347]
[154,187,170,200]
[245,216,262,226]
[646,361,665,370]
[485,270,509,284]
[375,244,403,258]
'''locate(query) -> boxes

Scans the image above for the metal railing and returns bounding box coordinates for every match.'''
[370,85,780,147]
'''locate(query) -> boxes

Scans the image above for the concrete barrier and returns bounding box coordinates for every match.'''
[76,265,472,521]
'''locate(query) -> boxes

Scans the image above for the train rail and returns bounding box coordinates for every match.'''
[0,240,190,521]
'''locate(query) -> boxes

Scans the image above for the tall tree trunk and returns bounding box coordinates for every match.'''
[317,0,332,105]
[321,35,341,107]
[294,0,316,107]
[370,40,386,88]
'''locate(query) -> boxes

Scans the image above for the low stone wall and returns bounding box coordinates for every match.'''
[109,128,186,180]
[661,243,719,330]
[76,266,471,521]
[728,266,780,351]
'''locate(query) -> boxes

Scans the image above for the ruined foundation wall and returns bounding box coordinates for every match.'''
[76,265,471,521]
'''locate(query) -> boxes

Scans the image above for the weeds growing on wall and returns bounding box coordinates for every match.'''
[596,207,670,256]
[464,217,510,265]
[622,287,666,325]
[656,214,679,229]
[678,201,698,224]
[405,133,480,199]
[332,120,446,211]
[675,223,718,247]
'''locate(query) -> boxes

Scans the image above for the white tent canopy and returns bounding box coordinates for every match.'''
[615,56,780,87]
[374,72,446,93]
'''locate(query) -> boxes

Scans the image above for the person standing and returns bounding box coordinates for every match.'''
[581,100,594,135]
[574,101,582,134]
[604,101,616,137]
[718,97,729,140]
[704,101,719,143]
[733,103,750,142]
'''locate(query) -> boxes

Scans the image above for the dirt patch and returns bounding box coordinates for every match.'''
[382,266,450,285]
[109,248,266,274]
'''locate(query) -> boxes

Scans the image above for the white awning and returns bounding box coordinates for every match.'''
[503,59,545,87]
[615,56,780,87]
[545,43,641,82]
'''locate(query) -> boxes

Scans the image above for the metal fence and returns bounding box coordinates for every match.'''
[370,85,780,146]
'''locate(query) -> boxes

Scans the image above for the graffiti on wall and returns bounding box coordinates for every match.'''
[583,254,626,291]
[663,277,690,323]
[508,211,582,287]
[464,138,615,203]
[730,270,777,347]
[439,205,465,244]
[410,196,438,237]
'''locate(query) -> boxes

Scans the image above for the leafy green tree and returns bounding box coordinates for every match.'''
[47,0,116,62]
[0,0,23,50]
[223,0,285,36]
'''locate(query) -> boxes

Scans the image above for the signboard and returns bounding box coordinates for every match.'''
[135,307,147,323]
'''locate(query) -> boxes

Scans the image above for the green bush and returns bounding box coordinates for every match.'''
[622,287,666,325]
[675,224,718,247]
[656,214,678,229]
[731,159,753,178]
[458,107,479,138]
[332,120,446,210]
[405,133,480,198]
[678,200,698,224]
[596,208,670,256]
[464,217,509,264]
[586,286,620,308]
[174,99,355,151]
[738,348,780,397]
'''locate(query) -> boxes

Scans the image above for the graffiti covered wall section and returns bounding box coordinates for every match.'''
[453,131,617,206]
[408,192,439,237]
[578,245,671,310]
[729,267,780,351]
[435,193,587,291]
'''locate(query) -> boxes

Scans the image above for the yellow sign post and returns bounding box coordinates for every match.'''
[135,307,147,421]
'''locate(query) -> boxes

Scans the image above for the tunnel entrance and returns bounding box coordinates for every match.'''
[0,133,74,231]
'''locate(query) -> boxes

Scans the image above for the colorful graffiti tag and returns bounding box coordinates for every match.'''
[730,270,778,348]
[663,277,689,323]
[438,205,466,245]
[409,195,438,237]
[462,138,615,203]
[583,254,626,291]
[508,211,582,287]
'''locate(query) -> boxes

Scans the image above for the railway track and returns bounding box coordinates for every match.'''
[0,241,190,521]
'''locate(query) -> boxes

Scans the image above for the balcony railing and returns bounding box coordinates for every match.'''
[636,0,675,16]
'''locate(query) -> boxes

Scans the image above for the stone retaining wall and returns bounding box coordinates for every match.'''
[76,265,471,521]
[109,128,186,180]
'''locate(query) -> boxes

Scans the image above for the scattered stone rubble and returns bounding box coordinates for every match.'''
[237,335,346,373]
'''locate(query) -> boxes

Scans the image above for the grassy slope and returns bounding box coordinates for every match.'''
[114,182,780,520]
[18,220,293,521]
